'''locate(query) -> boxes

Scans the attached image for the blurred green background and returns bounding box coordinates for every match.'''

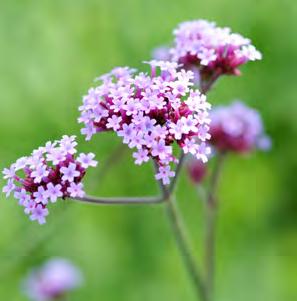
[0,0,296,300]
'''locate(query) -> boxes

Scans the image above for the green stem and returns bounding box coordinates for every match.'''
[165,194,208,301]
[200,71,222,94]
[169,151,186,194]
[72,195,164,205]
[97,143,127,179]
[204,152,225,300]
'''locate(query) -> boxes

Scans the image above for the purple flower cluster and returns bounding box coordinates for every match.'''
[187,157,207,184]
[2,136,97,224]
[78,61,211,185]
[210,101,271,153]
[160,20,262,84]
[23,258,82,301]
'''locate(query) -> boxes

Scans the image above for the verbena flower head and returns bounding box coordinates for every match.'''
[169,20,262,85]
[187,157,207,184]
[79,61,211,184]
[2,136,97,224]
[23,258,82,301]
[210,101,271,153]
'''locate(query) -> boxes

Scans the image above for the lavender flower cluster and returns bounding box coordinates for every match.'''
[2,136,97,224]
[210,101,271,153]
[187,100,270,184]
[23,258,82,301]
[170,20,262,77]
[78,61,211,184]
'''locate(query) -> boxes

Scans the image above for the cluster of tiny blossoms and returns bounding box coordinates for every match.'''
[170,20,262,79]
[2,136,97,224]
[187,157,207,184]
[78,61,211,185]
[23,258,82,301]
[210,101,271,153]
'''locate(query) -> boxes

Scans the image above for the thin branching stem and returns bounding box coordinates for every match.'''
[71,195,164,205]
[152,161,208,300]
[164,190,208,301]
[169,151,186,194]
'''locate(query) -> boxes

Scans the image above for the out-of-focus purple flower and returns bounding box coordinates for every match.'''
[23,258,82,301]
[210,101,270,153]
[187,157,207,184]
[1,136,97,224]
[78,61,212,184]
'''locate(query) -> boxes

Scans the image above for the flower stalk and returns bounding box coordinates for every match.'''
[204,152,225,300]
[72,195,164,205]
[165,193,208,301]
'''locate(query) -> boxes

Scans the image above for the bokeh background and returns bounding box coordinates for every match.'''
[0,0,296,300]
